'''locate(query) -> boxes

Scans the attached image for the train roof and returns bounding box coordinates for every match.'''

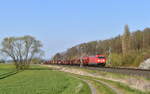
[83,55,105,58]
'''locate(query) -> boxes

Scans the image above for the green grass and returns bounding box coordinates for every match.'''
[0,70,91,94]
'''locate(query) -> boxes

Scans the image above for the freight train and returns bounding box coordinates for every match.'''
[44,55,106,67]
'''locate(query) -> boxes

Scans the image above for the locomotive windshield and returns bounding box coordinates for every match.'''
[98,56,105,59]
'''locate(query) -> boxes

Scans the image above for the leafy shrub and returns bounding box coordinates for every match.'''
[107,53,123,67]
[133,54,144,67]
[107,50,149,67]
[121,52,138,67]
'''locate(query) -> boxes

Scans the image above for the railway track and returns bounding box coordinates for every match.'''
[84,66,150,79]
[45,64,150,78]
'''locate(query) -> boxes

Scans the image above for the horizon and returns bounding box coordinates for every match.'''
[0,0,150,59]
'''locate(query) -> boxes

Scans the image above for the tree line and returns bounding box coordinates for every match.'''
[53,25,150,67]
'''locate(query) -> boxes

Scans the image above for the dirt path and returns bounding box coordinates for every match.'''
[93,79,123,94]
[82,79,97,94]
[75,75,123,94]
[72,76,97,94]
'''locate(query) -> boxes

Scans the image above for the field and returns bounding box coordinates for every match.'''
[0,64,150,94]
[0,64,90,94]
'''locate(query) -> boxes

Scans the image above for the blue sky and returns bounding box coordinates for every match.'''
[0,0,150,59]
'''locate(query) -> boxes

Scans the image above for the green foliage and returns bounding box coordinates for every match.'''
[133,54,144,67]
[107,50,148,67]
[53,53,63,60]
[121,52,137,66]
[0,60,5,63]
[31,58,43,64]
[143,49,150,59]
[107,53,123,67]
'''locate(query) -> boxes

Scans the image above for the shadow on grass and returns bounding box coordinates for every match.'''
[0,71,20,79]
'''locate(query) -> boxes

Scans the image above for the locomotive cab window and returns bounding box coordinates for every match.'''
[98,56,105,59]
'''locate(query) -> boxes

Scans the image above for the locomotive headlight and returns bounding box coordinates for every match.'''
[97,59,101,62]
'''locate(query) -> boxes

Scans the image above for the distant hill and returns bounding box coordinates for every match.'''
[52,25,150,67]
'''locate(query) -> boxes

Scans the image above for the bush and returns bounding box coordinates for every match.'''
[0,60,5,63]
[133,54,144,67]
[107,51,145,67]
[107,53,123,67]
[121,52,138,67]
[143,49,150,59]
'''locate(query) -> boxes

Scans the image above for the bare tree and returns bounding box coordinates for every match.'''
[1,36,44,69]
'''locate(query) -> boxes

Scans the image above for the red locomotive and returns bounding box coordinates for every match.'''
[82,55,106,66]
[44,55,106,67]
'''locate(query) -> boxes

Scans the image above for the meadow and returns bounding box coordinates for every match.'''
[0,64,90,94]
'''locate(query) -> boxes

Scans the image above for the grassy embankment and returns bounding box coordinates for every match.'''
[76,68,150,94]
[0,64,90,94]
[51,65,150,94]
